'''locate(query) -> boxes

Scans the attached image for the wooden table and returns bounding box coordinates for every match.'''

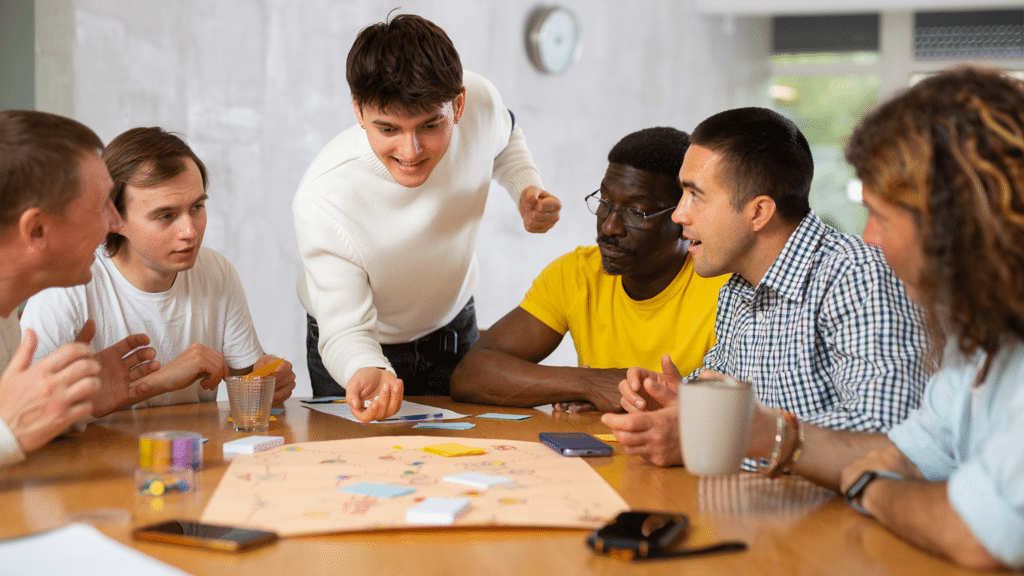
[0,398,1004,575]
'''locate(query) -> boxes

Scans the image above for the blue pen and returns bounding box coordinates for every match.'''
[383,412,445,422]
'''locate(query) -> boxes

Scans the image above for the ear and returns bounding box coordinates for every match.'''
[748,195,777,233]
[453,86,467,123]
[352,96,364,128]
[17,207,47,249]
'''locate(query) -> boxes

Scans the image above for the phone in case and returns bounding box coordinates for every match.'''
[539,432,613,457]
[133,520,278,552]
[587,511,689,559]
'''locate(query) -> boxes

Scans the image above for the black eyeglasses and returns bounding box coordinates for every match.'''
[585,191,674,229]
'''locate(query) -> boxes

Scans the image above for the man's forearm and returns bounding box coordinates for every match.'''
[865,479,1002,569]
[451,349,598,407]
[788,426,894,490]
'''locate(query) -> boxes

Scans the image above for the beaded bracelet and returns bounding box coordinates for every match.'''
[758,410,787,477]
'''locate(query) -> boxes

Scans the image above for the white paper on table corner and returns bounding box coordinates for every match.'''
[0,523,190,576]
[304,400,466,423]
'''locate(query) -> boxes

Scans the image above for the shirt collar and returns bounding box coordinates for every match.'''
[732,210,828,303]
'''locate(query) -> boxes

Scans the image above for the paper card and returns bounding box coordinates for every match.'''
[593,434,618,442]
[247,358,284,378]
[442,472,515,489]
[476,413,532,420]
[338,482,416,499]
[413,422,476,430]
[421,443,486,457]
[406,497,471,525]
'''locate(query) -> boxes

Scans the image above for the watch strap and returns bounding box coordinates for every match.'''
[845,470,904,516]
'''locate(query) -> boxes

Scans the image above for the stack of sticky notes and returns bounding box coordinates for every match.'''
[406,497,471,525]
[222,436,284,460]
[442,472,514,489]
[421,443,486,457]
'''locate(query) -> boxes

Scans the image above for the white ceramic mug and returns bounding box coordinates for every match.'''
[678,377,754,476]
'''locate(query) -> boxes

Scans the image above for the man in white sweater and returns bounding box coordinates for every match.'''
[294,14,561,422]
[0,110,163,467]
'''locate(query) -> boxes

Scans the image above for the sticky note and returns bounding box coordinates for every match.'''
[443,472,515,489]
[246,358,284,378]
[406,497,471,525]
[594,434,618,442]
[477,413,532,420]
[270,408,284,416]
[300,396,346,404]
[338,482,416,499]
[421,443,486,457]
[413,422,476,430]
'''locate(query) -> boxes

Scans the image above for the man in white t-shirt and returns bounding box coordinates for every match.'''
[0,110,172,467]
[22,127,295,409]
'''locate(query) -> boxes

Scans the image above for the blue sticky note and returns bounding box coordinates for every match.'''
[301,396,347,404]
[477,413,532,421]
[339,482,416,499]
[270,408,285,415]
[413,422,476,430]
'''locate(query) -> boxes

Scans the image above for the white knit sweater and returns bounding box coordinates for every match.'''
[293,71,544,386]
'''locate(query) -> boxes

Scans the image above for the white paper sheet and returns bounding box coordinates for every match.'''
[0,523,189,576]
[304,400,466,423]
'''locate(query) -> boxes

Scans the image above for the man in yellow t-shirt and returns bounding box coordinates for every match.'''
[451,127,727,412]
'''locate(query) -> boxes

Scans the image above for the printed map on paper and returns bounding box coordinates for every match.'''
[201,436,629,537]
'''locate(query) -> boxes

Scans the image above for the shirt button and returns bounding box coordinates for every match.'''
[756,312,765,322]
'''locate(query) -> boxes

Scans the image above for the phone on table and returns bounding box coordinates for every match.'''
[133,520,278,552]
[587,511,748,560]
[539,432,613,457]
[587,511,689,559]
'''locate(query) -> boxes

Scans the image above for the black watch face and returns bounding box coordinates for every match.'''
[846,471,877,500]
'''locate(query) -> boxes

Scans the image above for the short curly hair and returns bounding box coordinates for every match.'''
[847,65,1024,376]
[607,127,690,202]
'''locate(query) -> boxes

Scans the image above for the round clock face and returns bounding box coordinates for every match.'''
[527,7,581,75]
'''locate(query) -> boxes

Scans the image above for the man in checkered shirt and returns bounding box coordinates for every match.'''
[602,107,929,467]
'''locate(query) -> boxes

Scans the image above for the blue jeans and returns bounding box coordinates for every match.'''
[306,297,479,397]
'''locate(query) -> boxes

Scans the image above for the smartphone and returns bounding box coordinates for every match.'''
[133,520,278,552]
[539,432,613,457]
[587,511,689,559]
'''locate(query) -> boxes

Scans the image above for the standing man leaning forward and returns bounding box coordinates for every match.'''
[22,127,295,408]
[451,127,726,412]
[731,66,1024,570]
[294,14,561,422]
[0,111,172,466]
[604,107,928,465]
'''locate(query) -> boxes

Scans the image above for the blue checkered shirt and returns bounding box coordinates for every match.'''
[697,211,929,432]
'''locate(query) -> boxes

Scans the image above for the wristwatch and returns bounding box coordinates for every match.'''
[844,470,904,516]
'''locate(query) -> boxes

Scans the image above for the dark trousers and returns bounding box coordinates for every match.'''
[306,297,480,397]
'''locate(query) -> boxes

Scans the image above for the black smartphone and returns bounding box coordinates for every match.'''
[133,520,278,552]
[587,511,689,559]
[539,432,613,457]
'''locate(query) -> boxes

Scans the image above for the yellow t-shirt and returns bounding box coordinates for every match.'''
[520,245,727,375]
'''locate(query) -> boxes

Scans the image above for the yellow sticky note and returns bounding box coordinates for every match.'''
[246,358,284,379]
[421,443,486,457]
[594,434,618,443]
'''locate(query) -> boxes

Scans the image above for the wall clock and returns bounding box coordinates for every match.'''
[525,6,582,75]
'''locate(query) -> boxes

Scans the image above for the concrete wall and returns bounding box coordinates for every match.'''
[33,0,771,398]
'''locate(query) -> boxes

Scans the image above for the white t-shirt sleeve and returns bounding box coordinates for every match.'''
[20,285,89,362]
[209,252,264,370]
